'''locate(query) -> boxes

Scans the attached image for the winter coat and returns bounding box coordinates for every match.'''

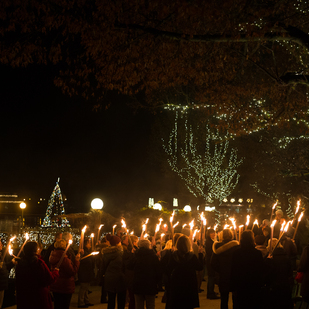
[102,245,126,293]
[210,240,239,293]
[49,248,79,294]
[165,251,203,309]
[15,255,59,309]
[264,247,294,309]
[126,247,161,295]
[298,245,309,302]
[205,236,215,276]
[78,247,95,283]
[230,245,264,309]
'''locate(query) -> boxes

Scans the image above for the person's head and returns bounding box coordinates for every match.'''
[275,210,283,219]
[206,229,215,240]
[62,232,72,244]
[176,235,191,255]
[54,239,67,250]
[85,239,91,249]
[23,241,38,257]
[181,227,191,237]
[109,235,121,247]
[54,232,62,241]
[240,230,255,248]
[222,229,233,242]
[173,233,182,245]
[262,219,270,227]
[122,235,129,246]
[138,239,151,249]
[164,240,173,250]
[130,235,139,247]
[262,226,270,237]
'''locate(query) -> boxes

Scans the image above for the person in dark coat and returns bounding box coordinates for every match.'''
[15,241,59,309]
[297,244,309,304]
[77,239,95,308]
[102,235,126,309]
[165,235,203,309]
[49,239,80,309]
[0,239,10,308]
[126,239,161,309]
[205,229,219,299]
[211,229,239,309]
[264,239,294,309]
[230,230,264,309]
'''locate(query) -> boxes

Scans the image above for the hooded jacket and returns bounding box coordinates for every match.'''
[102,245,126,292]
[210,240,239,292]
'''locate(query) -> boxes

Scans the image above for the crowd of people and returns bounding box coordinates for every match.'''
[0,208,308,309]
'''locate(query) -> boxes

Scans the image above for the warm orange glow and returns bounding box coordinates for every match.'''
[82,225,87,233]
[98,224,104,230]
[90,233,94,238]
[245,215,250,226]
[298,212,304,222]
[271,220,277,228]
[272,202,277,210]
[121,219,126,228]
[173,221,179,228]
[189,219,195,230]
[155,224,160,233]
[253,219,259,226]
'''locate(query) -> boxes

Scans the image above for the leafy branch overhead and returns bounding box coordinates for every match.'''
[1,0,309,133]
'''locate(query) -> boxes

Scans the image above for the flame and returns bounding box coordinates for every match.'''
[200,212,205,220]
[144,233,149,238]
[8,245,13,256]
[130,230,134,235]
[284,221,291,232]
[69,239,73,245]
[203,218,207,226]
[189,219,195,230]
[298,212,304,222]
[239,225,244,228]
[142,224,146,232]
[159,218,163,223]
[182,224,187,229]
[160,233,165,238]
[280,221,286,232]
[214,224,218,231]
[91,252,99,255]
[170,211,175,223]
[82,225,87,233]
[229,218,236,229]
[272,202,277,210]
[271,220,277,228]
[121,219,126,228]
[25,233,29,240]
[10,236,16,242]
[245,215,250,226]
[224,224,230,229]
[295,200,301,215]
[90,233,94,238]
[173,221,179,228]
[113,224,117,228]
[145,218,149,224]
[193,229,198,238]
[98,224,104,230]
[155,224,160,233]
[253,219,259,226]
[163,224,167,228]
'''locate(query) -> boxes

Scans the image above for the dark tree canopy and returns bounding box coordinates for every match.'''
[1,0,309,134]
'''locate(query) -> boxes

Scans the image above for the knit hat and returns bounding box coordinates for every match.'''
[109,235,121,246]
[138,239,151,249]
[276,209,283,216]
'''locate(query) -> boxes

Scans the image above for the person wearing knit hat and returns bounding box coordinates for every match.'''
[274,209,285,239]
[101,234,126,309]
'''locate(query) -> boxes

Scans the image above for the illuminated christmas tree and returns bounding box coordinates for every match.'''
[42,178,70,227]
[163,112,242,220]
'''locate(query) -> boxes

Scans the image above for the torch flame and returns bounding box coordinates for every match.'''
[224,224,230,229]
[90,233,94,238]
[193,229,198,238]
[214,224,218,231]
[91,252,99,256]
[298,212,304,222]
[10,236,16,242]
[189,219,194,230]
[8,245,13,256]
[239,225,244,228]
[253,219,259,226]
[144,233,149,238]
[121,219,126,229]
[155,224,160,233]
[82,225,87,233]
[173,221,179,228]
[159,218,163,223]
[130,230,134,235]
[113,225,117,228]
[142,224,146,232]
[170,211,175,223]
[182,224,187,229]
[203,218,207,226]
[284,221,291,232]
[245,215,250,226]
[272,202,278,210]
[296,200,301,214]
[98,224,104,230]
[271,220,277,228]
[25,233,29,240]
[161,233,165,238]
[145,218,149,224]
[69,239,73,245]
[280,221,286,232]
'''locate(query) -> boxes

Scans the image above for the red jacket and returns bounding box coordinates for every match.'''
[49,248,80,294]
[16,255,59,309]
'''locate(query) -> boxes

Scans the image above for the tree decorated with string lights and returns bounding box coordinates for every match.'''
[1,0,309,140]
[163,112,242,215]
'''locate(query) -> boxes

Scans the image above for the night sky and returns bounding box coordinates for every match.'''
[0,64,185,217]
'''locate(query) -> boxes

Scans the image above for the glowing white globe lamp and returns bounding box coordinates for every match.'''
[19,202,26,209]
[183,205,192,212]
[153,203,162,211]
[91,198,104,210]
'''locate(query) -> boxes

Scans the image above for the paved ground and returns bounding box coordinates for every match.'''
[7,280,232,309]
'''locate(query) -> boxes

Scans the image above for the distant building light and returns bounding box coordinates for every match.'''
[238,198,243,203]
[230,198,235,203]
[173,198,178,207]
[223,198,228,203]
[183,205,191,212]
[205,206,215,212]
[153,203,162,211]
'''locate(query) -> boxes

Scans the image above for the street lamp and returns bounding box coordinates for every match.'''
[183,205,192,212]
[91,198,104,210]
[19,202,26,228]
